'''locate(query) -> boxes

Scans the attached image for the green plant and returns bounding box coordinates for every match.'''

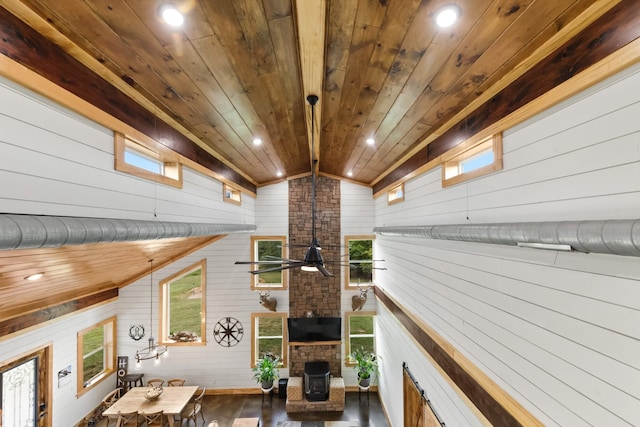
[349,346,379,380]
[252,354,280,386]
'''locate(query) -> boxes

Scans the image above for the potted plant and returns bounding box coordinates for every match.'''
[252,353,280,390]
[349,346,379,388]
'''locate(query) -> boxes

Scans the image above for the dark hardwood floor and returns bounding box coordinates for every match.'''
[199,391,389,427]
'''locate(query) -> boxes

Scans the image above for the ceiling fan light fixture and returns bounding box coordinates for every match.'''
[160,4,184,27]
[301,265,319,272]
[435,4,461,28]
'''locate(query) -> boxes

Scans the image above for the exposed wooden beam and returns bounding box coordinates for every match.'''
[294,0,326,176]
[0,288,118,339]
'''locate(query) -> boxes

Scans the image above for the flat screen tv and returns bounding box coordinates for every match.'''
[287,317,342,342]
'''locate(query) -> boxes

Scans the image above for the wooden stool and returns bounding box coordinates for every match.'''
[121,373,143,391]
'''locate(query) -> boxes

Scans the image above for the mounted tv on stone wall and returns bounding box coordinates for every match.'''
[287,317,341,342]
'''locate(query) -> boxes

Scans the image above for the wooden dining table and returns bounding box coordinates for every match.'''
[102,385,198,427]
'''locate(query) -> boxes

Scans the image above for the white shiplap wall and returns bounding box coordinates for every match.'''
[340,181,378,386]
[374,63,640,426]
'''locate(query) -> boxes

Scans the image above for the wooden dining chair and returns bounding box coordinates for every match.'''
[167,378,186,387]
[147,378,165,388]
[140,410,166,427]
[114,410,138,427]
[180,387,206,425]
[100,388,122,426]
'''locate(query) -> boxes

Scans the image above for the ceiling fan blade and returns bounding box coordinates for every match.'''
[316,264,334,277]
[248,263,303,274]
[235,259,302,265]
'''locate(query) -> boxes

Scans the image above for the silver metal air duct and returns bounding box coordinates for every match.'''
[374,219,640,257]
[0,214,256,250]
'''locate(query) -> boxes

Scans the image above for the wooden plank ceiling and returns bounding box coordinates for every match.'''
[0,236,221,324]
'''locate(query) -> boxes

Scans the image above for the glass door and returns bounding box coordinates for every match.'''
[1,357,37,427]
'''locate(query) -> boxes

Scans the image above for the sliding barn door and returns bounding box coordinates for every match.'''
[403,368,441,427]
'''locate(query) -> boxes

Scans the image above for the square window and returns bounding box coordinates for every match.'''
[251,237,288,290]
[387,183,404,205]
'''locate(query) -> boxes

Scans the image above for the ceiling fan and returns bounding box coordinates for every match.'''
[235,94,334,277]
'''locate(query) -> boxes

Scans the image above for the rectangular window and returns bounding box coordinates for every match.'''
[344,236,374,288]
[77,316,116,394]
[442,132,503,187]
[114,132,183,188]
[251,236,288,290]
[160,260,206,345]
[345,311,376,366]
[223,183,242,205]
[251,313,288,367]
[124,146,163,175]
[387,183,404,205]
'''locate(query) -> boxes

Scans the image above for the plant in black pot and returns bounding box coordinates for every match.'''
[252,353,280,390]
[349,346,379,389]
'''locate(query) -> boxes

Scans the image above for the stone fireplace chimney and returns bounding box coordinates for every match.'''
[288,176,341,377]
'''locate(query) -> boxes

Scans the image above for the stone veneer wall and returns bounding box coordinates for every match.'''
[288,175,341,377]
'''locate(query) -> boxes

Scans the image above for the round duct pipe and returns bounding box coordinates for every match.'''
[0,214,256,250]
[373,219,640,257]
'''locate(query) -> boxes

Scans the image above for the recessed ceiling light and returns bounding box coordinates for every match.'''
[366,138,375,146]
[25,272,44,281]
[435,4,461,28]
[276,171,283,177]
[347,171,353,177]
[160,5,184,27]
[253,138,262,146]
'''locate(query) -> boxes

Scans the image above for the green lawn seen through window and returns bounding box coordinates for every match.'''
[82,326,104,383]
[168,270,202,338]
